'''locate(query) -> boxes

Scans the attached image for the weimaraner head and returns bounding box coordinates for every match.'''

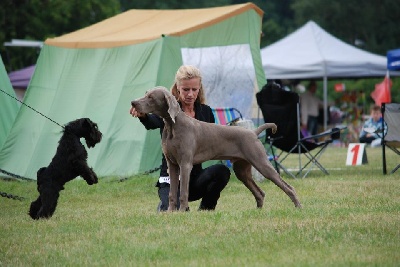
[131,86,180,123]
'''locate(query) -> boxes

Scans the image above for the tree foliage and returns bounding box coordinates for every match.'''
[292,0,400,55]
[1,0,120,71]
[1,0,399,103]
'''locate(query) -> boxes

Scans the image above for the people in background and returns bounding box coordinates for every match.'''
[300,81,323,137]
[129,65,231,211]
[359,105,387,147]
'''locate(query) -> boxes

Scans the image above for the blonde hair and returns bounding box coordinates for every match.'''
[170,65,206,104]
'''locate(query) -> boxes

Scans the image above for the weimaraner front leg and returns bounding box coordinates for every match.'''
[167,162,180,212]
[178,162,193,211]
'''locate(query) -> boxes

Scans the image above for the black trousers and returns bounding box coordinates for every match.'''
[157,164,231,211]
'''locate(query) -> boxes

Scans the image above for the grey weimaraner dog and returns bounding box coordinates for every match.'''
[131,87,302,211]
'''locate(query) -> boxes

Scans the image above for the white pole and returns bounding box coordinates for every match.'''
[323,76,328,130]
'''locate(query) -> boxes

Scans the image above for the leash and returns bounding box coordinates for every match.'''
[0,168,34,181]
[0,191,26,201]
[117,166,161,182]
[0,169,33,200]
[0,88,65,129]
[0,88,66,180]
[1,88,159,185]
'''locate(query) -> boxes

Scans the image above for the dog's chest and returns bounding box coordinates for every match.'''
[162,141,178,164]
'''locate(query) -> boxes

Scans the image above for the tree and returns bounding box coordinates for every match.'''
[291,0,400,55]
[0,0,120,71]
[120,0,230,10]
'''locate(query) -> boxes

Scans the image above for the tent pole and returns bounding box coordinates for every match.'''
[323,76,328,130]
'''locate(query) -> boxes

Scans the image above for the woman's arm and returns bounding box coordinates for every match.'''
[130,106,164,130]
[139,114,164,130]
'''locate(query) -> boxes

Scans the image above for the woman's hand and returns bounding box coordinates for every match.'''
[129,107,145,118]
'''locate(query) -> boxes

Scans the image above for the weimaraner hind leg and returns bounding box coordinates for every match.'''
[233,160,265,208]
[234,140,302,208]
[252,160,302,208]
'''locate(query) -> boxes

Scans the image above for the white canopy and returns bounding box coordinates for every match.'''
[261,21,400,129]
[261,20,390,79]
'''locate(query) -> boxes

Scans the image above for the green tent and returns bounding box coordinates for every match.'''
[0,56,20,152]
[0,3,265,179]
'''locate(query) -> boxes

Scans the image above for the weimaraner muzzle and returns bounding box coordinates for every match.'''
[131,87,302,211]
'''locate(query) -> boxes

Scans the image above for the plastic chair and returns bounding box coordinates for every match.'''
[381,103,400,174]
[256,83,346,178]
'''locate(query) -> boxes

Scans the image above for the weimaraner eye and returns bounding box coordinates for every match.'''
[146,91,154,99]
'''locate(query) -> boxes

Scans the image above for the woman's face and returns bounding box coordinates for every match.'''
[177,77,201,106]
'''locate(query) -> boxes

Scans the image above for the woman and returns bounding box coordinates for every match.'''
[129,65,230,211]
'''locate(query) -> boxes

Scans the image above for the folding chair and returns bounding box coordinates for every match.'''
[211,107,243,125]
[211,107,243,168]
[256,83,346,178]
[381,103,400,174]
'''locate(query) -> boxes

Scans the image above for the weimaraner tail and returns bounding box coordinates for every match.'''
[254,123,277,136]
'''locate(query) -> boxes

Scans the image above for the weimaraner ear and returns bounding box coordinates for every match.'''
[164,92,180,123]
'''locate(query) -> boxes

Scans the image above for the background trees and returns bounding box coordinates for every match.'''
[1,0,120,70]
[1,0,399,103]
[3,0,399,69]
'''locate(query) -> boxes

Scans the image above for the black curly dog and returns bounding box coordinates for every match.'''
[28,118,102,220]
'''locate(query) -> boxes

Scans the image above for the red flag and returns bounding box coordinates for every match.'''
[371,72,392,106]
[334,83,345,92]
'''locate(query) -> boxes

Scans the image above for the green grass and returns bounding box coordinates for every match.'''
[1,147,399,266]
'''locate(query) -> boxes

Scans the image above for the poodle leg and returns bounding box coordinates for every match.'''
[37,189,60,219]
[76,161,98,185]
[28,196,42,220]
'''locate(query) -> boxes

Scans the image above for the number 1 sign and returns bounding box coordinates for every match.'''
[346,143,368,165]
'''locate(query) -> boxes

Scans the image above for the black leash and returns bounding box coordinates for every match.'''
[1,88,160,196]
[117,166,161,182]
[0,169,33,201]
[0,168,34,181]
[0,88,65,129]
[0,191,25,201]
[0,88,65,181]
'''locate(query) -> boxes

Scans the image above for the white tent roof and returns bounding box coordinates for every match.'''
[261,21,391,79]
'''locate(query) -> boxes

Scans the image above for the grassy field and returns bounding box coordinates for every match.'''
[1,147,399,266]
